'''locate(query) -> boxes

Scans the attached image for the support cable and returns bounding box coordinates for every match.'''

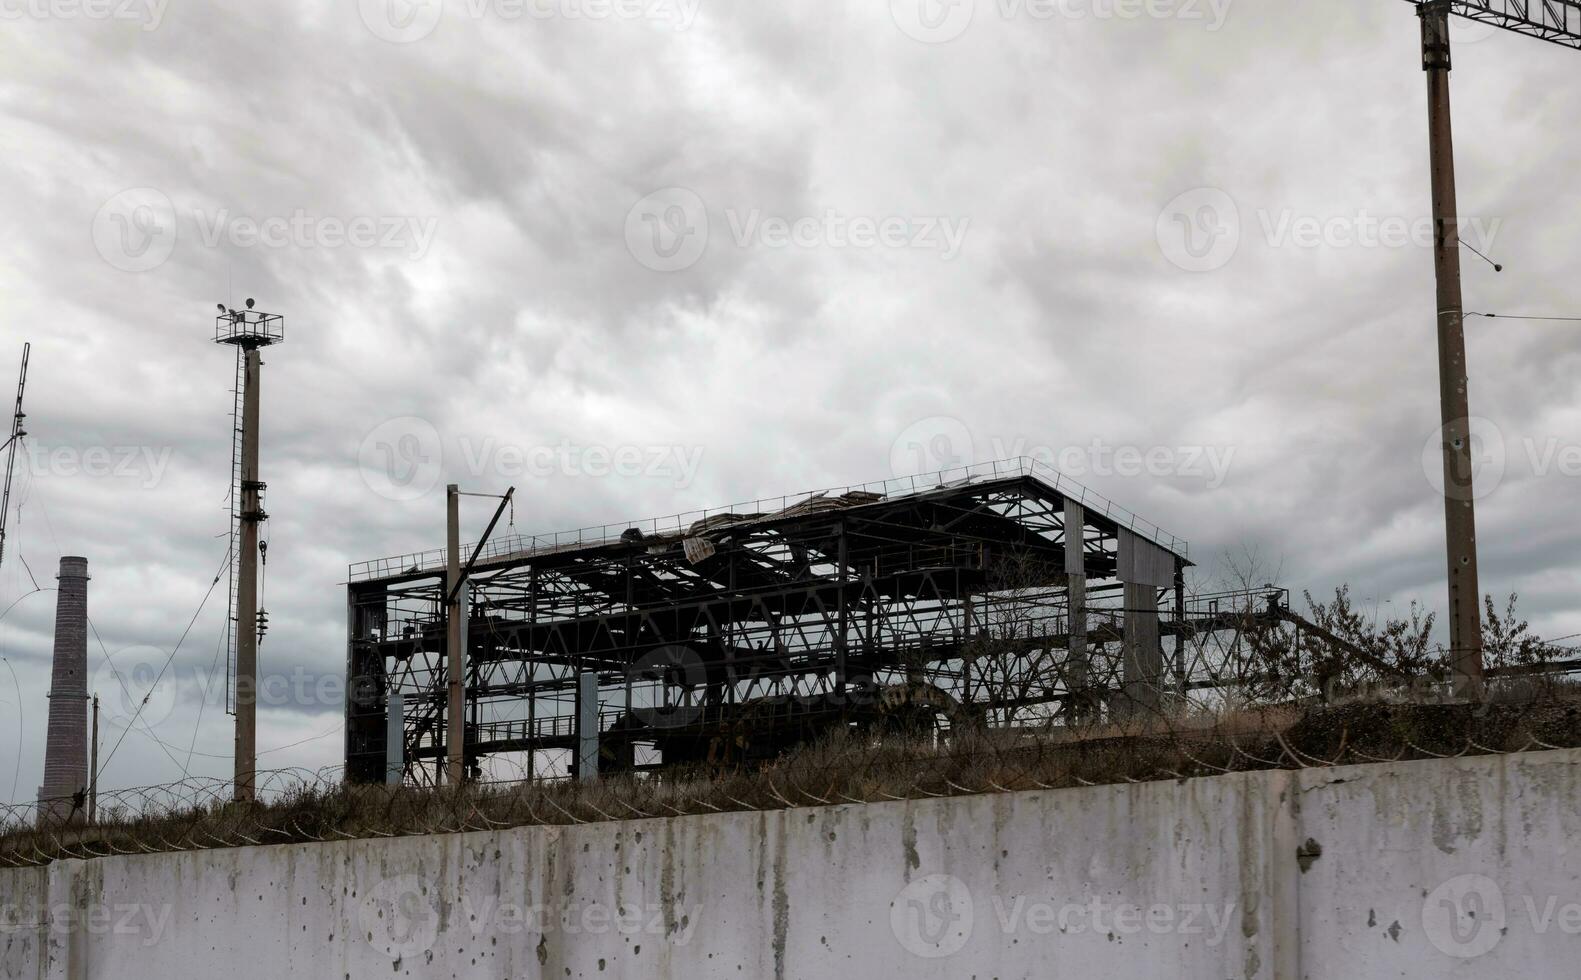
[94,546,231,781]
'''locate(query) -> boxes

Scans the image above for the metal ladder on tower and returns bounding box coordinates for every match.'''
[223,346,244,715]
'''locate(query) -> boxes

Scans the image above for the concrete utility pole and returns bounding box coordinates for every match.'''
[234,347,264,799]
[1419,0,1484,692]
[88,694,98,824]
[440,485,513,787]
[446,484,465,786]
[214,302,283,802]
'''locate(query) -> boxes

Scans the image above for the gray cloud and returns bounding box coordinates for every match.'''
[0,0,1578,800]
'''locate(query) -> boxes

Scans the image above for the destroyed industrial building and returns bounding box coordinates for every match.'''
[345,459,1287,785]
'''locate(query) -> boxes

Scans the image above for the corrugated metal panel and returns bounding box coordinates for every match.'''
[1118,529,1175,587]
[1063,503,1085,576]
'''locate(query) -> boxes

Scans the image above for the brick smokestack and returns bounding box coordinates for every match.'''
[37,556,89,822]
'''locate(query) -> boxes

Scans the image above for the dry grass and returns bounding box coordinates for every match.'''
[4,693,1580,868]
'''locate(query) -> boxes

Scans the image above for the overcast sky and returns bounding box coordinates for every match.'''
[0,0,1577,802]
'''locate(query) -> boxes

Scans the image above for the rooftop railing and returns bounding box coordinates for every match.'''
[348,457,1188,582]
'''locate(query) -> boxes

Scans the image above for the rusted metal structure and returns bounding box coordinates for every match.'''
[344,459,1292,785]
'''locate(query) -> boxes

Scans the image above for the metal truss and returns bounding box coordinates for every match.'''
[344,460,1287,786]
[1404,0,1581,48]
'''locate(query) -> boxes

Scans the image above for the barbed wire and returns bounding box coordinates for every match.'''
[4,690,1579,870]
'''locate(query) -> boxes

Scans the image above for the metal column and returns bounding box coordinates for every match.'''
[386,692,404,786]
[577,671,598,782]
[1063,504,1089,725]
[445,484,465,785]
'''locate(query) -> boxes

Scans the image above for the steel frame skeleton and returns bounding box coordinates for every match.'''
[1403,0,1581,48]
[344,459,1286,786]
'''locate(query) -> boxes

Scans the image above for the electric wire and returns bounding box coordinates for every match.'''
[1467,312,1581,322]
[93,546,231,781]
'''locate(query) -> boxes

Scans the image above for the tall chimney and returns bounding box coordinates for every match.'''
[38,556,89,823]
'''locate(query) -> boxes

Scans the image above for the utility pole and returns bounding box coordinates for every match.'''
[445,484,465,786]
[88,694,98,824]
[1418,0,1483,693]
[214,301,283,802]
[441,485,514,787]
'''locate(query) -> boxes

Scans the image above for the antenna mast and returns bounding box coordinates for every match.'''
[0,343,31,573]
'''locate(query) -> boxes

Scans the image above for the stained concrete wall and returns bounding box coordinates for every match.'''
[3,749,1579,979]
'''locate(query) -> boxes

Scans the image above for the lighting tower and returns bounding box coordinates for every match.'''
[214,300,283,802]
[1403,0,1580,692]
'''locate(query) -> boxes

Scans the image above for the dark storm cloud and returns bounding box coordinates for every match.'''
[0,0,1577,798]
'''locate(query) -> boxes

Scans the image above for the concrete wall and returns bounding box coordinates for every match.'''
[4,749,1580,979]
